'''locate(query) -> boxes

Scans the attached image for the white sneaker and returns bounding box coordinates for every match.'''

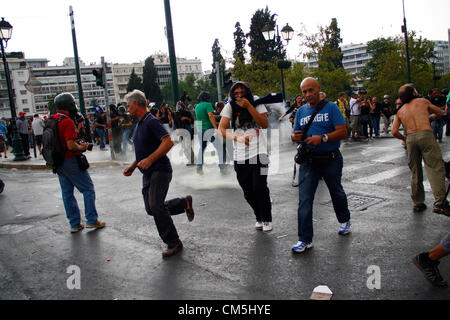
[255,221,263,230]
[262,222,273,232]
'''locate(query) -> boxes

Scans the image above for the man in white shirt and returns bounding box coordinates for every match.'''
[32,114,45,155]
[218,81,273,232]
[349,90,364,140]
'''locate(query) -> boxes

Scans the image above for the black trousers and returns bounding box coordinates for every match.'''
[234,155,272,222]
[19,133,30,156]
[142,171,187,248]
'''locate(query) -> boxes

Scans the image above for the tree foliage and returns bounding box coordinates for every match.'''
[231,60,308,101]
[361,32,435,99]
[210,38,226,89]
[142,56,163,106]
[299,18,354,101]
[233,22,247,63]
[126,68,143,93]
[161,74,218,107]
[247,6,285,63]
[300,18,344,72]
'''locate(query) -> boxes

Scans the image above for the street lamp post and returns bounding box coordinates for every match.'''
[0,17,26,161]
[262,23,294,102]
[429,55,438,88]
[401,0,412,83]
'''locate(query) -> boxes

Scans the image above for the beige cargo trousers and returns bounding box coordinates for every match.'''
[406,130,447,206]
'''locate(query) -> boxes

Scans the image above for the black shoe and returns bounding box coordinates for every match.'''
[162,242,183,258]
[413,203,427,212]
[0,179,4,194]
[433,201,450,217]
[185,195,194,222]
[413,253,448,287]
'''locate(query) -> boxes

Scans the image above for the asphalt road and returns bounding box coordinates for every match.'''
[0,135,449,300]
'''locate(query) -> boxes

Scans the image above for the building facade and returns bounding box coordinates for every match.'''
[1,51,203,117]
[152,53,203,87]
[0,52,35,118]
[306,43,371,90]
[29,58,115,114]
[111,62,143,105]
[432,40,450,75]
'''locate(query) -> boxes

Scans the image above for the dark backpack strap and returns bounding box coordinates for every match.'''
[301,99,328,141]
[54,115,68,160]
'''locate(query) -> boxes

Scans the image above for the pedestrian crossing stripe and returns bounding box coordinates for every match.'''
[351,150,450,187]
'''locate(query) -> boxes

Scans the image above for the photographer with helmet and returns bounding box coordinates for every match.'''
[291,77,351,253]
[51,93,105,233]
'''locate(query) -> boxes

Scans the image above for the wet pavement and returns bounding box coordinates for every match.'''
[0,134,449,300]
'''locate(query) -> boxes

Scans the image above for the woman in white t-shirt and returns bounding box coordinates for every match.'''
[218,82,273,232]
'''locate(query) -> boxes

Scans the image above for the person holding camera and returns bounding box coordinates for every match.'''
[291,77,351,253]
[360,96,373,140]
[52,93,105,233]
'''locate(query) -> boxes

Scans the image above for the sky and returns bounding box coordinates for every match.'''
[2,0,449,71]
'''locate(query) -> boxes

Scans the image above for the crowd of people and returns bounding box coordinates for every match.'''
[0,80,449,288]
[0,112,47,159]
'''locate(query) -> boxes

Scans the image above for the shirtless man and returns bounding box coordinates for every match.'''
[392,84,449,216]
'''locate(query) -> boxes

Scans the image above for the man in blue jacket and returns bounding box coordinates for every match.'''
[291,77,351,253]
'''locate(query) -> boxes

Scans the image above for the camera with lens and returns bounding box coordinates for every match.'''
[294,141,313,164]
[77,139,93,152]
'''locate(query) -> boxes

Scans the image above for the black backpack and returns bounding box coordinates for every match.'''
[42,116,66,172]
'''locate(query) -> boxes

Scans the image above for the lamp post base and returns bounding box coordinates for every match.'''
[11,133,27,161]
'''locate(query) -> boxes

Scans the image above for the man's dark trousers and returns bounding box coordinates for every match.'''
[297,151,350,243]
[142,171,187,248]
[19,133,30,156]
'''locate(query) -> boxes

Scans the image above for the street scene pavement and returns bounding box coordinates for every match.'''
[0,132,449,300]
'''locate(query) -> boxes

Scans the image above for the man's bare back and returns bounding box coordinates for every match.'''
[392,98,443,139]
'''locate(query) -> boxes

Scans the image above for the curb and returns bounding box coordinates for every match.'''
[0,161,122,170]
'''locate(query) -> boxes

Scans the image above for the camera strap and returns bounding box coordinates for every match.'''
[300,99,328,142]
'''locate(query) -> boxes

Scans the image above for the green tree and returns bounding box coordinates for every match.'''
[211,38,225,70]
[361,32,435,99]
[162,74,218,107]
[284,62,308,98]
[300,19,354,101]
[126,68,143,93]
[233,22,247,63]
[437,71,450,90]
[231,60,284,97]
[360,37,397,81]
[142,56,163,105]
[247,6,284,62]
[210,39,225,89]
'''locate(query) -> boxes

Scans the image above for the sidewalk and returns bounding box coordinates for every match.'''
[0,145,122,170]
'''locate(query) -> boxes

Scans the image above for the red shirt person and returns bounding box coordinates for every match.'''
[52,93,105,233]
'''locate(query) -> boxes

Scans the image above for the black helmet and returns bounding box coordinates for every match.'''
[54,93,78,117]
